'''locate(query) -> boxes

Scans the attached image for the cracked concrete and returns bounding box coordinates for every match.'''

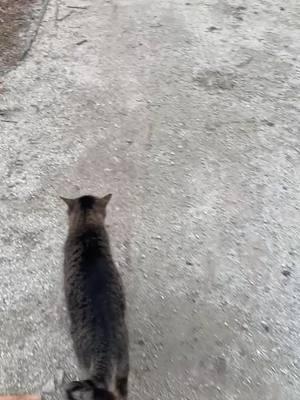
[0,0,299,399]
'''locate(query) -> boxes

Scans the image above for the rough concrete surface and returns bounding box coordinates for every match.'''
[0,0,299,399]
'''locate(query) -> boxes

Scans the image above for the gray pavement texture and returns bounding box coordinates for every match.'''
[0,0,300,400]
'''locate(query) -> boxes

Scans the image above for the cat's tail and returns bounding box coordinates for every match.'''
[65,380,116,400]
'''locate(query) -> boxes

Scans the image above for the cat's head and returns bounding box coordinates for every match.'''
[60,194,112,228]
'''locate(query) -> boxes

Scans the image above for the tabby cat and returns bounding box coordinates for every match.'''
[61,194,129,400]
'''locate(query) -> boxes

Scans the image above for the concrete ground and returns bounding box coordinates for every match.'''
[0,0,299,399]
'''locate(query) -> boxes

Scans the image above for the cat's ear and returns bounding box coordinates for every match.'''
[60,196,75,210]
[98,193,112,208]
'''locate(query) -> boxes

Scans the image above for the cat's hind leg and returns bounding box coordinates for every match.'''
[116,345,129,400]
[65,380,116,400]
[65,380,94,400]
[93,388,116,400]
[116,376,128,400]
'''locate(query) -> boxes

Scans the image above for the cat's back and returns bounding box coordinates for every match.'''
[64,228,125,313]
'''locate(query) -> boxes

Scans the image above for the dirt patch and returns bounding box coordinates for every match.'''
[0,0,47,76]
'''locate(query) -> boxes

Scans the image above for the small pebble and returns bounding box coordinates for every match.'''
[242,323,249,331]
[42,377,55,394]
[261,321,270,332]
[208,26,219,32]
[265,120,275,127]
